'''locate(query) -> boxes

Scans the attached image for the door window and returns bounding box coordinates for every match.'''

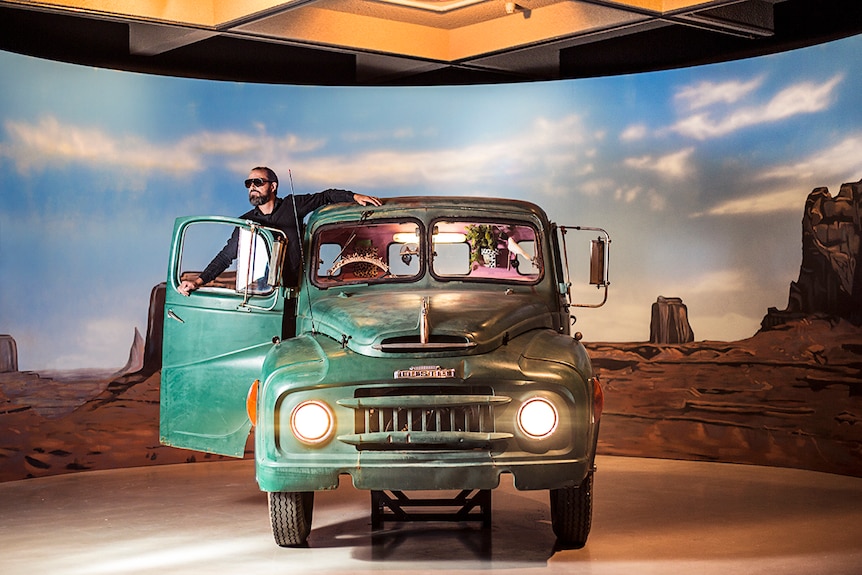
[178,221,279,295]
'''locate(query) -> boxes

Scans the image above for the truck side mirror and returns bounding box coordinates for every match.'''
[589,237,608,287]
[237,227,271,294]
[558,225,611,308]
[236,226,288,296]
[268,238,287,287]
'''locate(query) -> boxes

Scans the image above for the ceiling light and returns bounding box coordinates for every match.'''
[371,0,489,13]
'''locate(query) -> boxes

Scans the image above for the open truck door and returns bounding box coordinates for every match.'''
[160,216,287,457]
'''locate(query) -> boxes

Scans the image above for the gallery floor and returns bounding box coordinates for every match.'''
[2,455,861,575]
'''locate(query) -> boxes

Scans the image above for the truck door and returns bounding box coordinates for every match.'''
[160,216,286,457]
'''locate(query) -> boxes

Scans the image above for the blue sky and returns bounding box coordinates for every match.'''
[1,35,861,370]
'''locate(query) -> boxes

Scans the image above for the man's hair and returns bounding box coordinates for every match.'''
[253,166,279,184]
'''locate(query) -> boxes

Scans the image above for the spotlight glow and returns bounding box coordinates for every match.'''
[518,397,558,439]
[291,401,334,444]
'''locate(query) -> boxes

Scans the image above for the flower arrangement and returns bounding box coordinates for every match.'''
[465,224,499,266]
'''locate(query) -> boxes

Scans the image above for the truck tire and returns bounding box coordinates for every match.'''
[549,472,593,548]
[268,491,314,547]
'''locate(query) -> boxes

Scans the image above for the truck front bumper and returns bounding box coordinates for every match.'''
[256,451,592,493]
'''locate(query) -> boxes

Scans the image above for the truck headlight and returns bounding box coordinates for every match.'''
[517,397,558,439]
[291,400,334,445]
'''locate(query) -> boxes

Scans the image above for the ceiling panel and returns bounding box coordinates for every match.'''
[0,0,859,85]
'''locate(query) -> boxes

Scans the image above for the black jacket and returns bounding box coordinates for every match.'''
[199,189,354,287]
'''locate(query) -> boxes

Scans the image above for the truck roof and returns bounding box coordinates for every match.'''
[310,195,551,227]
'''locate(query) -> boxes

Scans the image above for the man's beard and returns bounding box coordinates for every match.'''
[249,190,270,206]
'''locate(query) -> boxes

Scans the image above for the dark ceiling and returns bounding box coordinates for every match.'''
[0,0,860,86]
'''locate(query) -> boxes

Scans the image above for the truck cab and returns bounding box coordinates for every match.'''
[160,196,609,548]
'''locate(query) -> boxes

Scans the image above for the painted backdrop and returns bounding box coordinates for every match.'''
[1,36,861,371]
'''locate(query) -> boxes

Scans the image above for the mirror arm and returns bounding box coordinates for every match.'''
[570,284,609,308]
[558,226,573,302]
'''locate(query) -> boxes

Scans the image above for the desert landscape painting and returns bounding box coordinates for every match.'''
[2,34,862,485]
[2,181,860,482]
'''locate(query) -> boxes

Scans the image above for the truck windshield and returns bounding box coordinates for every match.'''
[313,220,424,287]
[311,219,541,287]
[432,220,540,283]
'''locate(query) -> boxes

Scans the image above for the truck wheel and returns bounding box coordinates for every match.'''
[549,472,593,548]
[268,491,314,547]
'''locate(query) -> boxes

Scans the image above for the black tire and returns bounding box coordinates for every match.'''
[268,491,314,547]
[549,472,593,548]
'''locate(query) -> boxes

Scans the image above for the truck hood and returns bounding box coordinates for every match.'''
[306,289,556,354]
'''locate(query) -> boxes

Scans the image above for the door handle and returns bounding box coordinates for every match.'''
[167,309,185,323]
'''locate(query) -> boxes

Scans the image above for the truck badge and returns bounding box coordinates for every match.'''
[394,365,456,379]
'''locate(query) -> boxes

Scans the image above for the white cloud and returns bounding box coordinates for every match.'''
[624,147,695,179]
[0,116,326,177]
[692,131,862,217]
[613,185,664,210]
[755,133,862,184]
[0,112,603,194]
[580,178,614,197]
[576,163,595,176]
[620,123,648,142]
[1,116,200,174]
[647,188,666,211]
[341,127,417,143]
[296,143,525,188]
[694,187,806,217]
[764,76,843,121]
[671,75,843,140]
[0,112,600,198]
[674,76,764,110]
[615,185,641,203]
[268,113,594,191]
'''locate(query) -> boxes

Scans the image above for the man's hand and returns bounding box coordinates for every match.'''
[353,193,382,207]
[178,279,201,296]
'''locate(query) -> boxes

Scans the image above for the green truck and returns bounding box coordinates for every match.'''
[160,196,609,547]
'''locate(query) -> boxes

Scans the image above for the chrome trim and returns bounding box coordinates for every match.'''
[337,431,513,448]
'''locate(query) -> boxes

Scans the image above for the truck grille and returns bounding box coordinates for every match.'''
[336,386,513,450]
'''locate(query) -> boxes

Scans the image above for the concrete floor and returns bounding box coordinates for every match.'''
[1,456,861,575]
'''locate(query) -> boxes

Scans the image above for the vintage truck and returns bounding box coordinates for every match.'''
[160,196,609,548]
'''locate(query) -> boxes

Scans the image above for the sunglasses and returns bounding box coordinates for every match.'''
[244,178,272,188]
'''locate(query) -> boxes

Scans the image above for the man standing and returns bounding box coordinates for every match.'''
[179,166,381,296]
